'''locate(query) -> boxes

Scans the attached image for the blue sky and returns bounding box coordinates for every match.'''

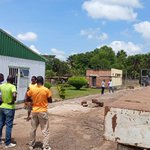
[0,0,150,60]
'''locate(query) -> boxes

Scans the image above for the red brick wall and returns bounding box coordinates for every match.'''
[86,69,111,88]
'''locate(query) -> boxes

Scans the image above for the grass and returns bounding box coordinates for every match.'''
[51,86,101,100]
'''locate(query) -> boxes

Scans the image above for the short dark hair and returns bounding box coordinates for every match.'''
[36,76,44,85]
[0,73,4,82]
[31,76,37,80]
[7,75,14,84]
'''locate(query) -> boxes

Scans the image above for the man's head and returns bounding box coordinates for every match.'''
[0,73,4,83]
[31,76,37,84]
[36,76,44,85]
[7,75,14,84]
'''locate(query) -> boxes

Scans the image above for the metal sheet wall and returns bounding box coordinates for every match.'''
[0,55,45,101]
[0,29,46,62]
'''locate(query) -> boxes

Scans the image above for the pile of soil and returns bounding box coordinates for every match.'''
[0,87,145,150]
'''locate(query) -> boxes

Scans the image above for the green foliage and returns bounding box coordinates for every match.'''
[58,83,71,87]
[44,55,71,77]
[90,46,116,69]
[44,82,52,89]
[45,70,56,78]
[51,86,101,100]
[44,46,150,81]
[65,87,101,99]
[68,76,88,90]
[57,85,66,99]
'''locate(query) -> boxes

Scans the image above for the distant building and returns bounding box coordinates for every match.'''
[86,68,122,88]
[0,29,46,101]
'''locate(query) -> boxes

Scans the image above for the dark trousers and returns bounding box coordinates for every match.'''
[101,87,105,94]
[0,108,15,145]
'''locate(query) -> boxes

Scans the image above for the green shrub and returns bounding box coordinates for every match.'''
[44,82,52,89]
[58,83,71,87]
[57,85,66,99]
[68,76,88,90]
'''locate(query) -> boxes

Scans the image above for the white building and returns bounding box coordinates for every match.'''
[0,29,46,101]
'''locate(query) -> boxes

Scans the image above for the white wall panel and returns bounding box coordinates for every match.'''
[0,55,45,101]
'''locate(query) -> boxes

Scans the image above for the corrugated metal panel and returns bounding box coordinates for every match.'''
[0,28,46,62]
[0,55,45,101]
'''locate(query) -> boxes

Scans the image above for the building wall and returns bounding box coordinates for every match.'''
[0,55,45,101]
[111,68,122,86]
[86,69,111,88]
[86,69,122,88]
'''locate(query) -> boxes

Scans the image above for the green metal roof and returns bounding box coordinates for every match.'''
[0,28,46,62]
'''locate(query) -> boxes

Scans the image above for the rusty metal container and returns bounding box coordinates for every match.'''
[104,87,150,149]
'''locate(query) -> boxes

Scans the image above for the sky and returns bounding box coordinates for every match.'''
[0,0,150,60]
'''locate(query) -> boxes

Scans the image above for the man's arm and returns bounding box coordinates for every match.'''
[13,92,17,101]
[7,92,17,105]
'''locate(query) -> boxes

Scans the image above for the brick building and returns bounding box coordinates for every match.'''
[86,68,122,88]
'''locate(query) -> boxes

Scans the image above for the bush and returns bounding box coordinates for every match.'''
[44,82,52,89]
[58,83,71,87]
[57,85,66,99]
[68,76,88,90]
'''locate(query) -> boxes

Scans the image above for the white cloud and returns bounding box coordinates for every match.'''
[50,48,66,60]
[108,41,142,55]
[80,28,108,41]
[17,32,37,41]
[97,33,108,41]
[30,45,40,54]
[82,0,142,21]
[134,21,150,39]
[98,0,142,8]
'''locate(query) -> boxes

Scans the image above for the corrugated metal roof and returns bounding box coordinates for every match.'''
[0,28,46,62]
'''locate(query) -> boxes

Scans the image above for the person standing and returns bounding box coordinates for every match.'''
[24,76,37,121]
[0,75,17,148]
[0,73,4,105]
[29,76,37,89]
[108,79,114,93]
[101,79,105,95]
[26,76,52,150]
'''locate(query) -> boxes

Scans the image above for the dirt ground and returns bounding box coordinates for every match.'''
[0,87,145,150]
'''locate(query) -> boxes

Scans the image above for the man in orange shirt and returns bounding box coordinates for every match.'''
[26,76,52,150]
[24,76,37,121]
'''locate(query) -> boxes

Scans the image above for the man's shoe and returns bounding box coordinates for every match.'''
[43,147,52,150]
[5,143,16,148]
[0,140,4,145]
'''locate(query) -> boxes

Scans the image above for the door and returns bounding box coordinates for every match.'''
[9,67,30,101]
[92,76,96,86]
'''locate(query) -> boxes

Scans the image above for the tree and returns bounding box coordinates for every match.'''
[44,55,71,77]
[126,54,143,79]
[90,46,116,69]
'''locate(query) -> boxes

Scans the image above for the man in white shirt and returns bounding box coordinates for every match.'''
[108,79,114,93]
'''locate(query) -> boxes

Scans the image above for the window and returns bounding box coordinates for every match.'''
[20,68,29,77]
[115,73,121,77]
[9,67,18,87]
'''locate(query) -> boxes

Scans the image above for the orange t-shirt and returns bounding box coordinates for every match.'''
[29,83,37,89]
[27,85,52,112]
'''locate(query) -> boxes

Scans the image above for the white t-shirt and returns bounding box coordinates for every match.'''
[108,81,112,87]
[101,81,105,87]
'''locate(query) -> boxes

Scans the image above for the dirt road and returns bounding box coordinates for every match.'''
[0,87,143,150]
